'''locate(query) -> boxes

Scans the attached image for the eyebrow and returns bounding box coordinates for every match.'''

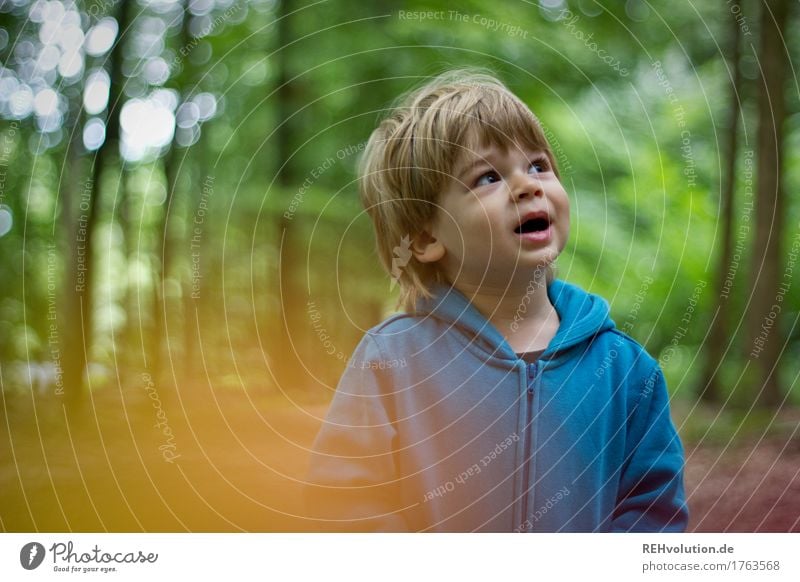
[456,158,489,180]
[455,152,497,180]
[455,148,546,180]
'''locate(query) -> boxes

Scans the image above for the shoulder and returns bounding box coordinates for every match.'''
[604,328,659,369]
[369,312,421,335]
[345,314,424,367]
[342,313,443,383]
[590,327,663,397]
[356,311,460,367]
[365,311,446,346]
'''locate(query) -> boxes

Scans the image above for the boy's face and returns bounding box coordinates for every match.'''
[418,140,570,289]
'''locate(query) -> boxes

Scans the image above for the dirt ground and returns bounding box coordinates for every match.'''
[1,386,798,532]
[684,438,800,532]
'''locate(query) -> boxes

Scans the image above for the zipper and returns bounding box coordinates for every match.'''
[520,361,537,531]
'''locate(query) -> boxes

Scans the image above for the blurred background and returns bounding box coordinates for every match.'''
[0,0,798,532]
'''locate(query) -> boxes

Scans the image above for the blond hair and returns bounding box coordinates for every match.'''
[358,69,559,312]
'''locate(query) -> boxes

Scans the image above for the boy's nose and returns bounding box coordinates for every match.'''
[510,173,544,201]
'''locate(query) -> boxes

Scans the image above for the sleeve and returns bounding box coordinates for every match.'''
[611,364,689,532]
[302,333,411,532]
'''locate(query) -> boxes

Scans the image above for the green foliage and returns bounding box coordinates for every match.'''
[0,0,798,407]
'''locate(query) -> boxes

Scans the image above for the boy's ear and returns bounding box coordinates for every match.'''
[411,230,445,264]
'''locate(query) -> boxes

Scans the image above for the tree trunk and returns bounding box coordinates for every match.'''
[152,0,192,387]
[699,1,745,403]
[57,96,85,406]
[276,0,295,190]
[271,0,306,390]
[62,0,132,403]
[183,135,209,385]
[118,148,139,378]
[747,0,790,408]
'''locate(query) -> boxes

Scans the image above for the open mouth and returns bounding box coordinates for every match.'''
[514,216,550,234]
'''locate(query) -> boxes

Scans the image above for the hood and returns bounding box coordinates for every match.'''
[413,278,616,366]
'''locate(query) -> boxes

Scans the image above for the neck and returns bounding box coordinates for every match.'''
[449,271,559,352]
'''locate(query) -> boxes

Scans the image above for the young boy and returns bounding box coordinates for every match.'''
[303,70,688,532]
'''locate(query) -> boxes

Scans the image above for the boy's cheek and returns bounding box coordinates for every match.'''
[557,219,570,246]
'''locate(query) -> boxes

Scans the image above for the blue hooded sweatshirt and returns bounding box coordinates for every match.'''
[304,278,688,532]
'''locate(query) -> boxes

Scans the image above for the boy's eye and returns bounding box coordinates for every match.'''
[475,171,500,187]
[528,157,550,174]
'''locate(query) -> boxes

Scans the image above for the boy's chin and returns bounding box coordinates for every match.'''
[513,250,560,267]
[489,260,557,285]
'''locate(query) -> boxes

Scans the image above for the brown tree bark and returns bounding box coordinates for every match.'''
[699,1,746,403]
[55,91,85,406]
[272,0,306,390]
[61,0,133,404]
[747,0,790,408]
[151,0,192,386]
